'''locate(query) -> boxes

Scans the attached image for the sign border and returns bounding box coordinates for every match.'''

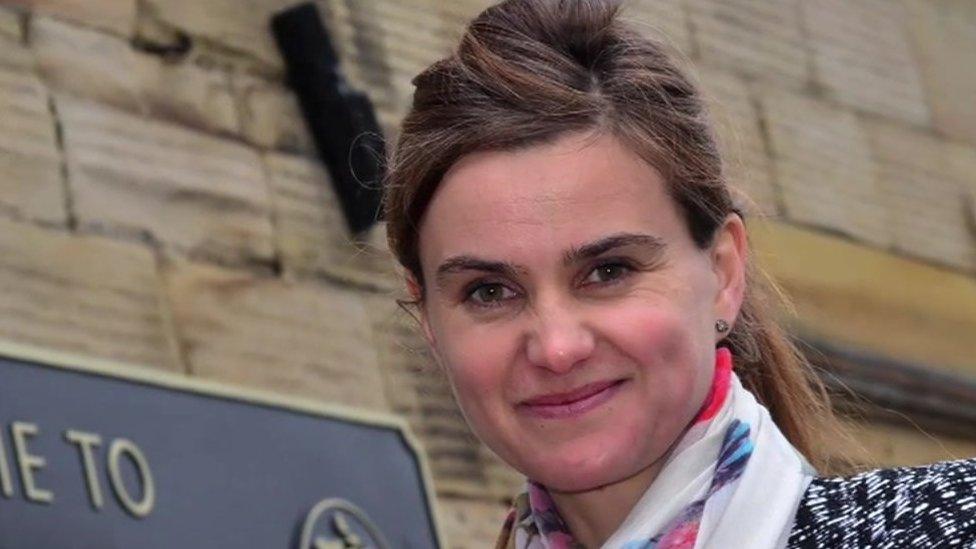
[0,338,445,548]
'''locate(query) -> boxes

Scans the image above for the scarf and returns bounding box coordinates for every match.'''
[495,348,816,549]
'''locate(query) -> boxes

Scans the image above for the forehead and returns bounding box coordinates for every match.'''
[417,132,686,268]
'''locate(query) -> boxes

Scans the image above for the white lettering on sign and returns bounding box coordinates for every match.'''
[0,426,13,498]
[64,430,104,510]
[108,438,155,519]
[0,422,154,518]
[10,422,54,504]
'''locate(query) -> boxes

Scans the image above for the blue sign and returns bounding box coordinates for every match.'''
[0,344,442,548]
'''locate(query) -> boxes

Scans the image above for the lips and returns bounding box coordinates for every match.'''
[518,379,626,419]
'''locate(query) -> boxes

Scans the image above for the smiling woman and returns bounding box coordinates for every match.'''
[416,132,742,504]
[382,1,976,548]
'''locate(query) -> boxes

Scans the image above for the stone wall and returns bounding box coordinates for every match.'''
[0,1,974,546]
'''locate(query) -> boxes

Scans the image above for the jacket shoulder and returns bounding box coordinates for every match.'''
[787,457,976,548]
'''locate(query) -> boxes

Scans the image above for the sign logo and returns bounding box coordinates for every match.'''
[299,498,390,549]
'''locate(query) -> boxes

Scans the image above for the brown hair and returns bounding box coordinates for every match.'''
[383,0,841,472]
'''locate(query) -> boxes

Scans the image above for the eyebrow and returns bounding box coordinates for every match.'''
[434,257,528,291]
[562,232,666,264]
[433,232,666,290]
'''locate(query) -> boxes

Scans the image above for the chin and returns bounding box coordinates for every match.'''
[519,446,640,493]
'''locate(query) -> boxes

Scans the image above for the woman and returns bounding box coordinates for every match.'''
[382,1,976,547]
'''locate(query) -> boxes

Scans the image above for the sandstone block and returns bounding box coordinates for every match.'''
[1,21,35,73]
[144,0,292,68]
[687,0,809,88]
[0,217,175,370]
[761,89,890,248]
[903,0,976,147]
[29,0,136,37]
[0,41,65,224]
[362,292,470,488]
[32,16,239,135]
[163,259,389,411]
[695,65,778,216]
[31,16,143,112]
[362,292,523,501]
[832,419,976,470]
[436,496,510,549]
[623,0,691,55]
[429,0,493,40]
[864,119,976,272]
[264,152,397,289]
[233,74,313,154]
[751,221,976,379]
[0,6,22,43]
[58,97,274,264]
[137,57,239,137]
[317,0,442,118]
[802,0,930,126]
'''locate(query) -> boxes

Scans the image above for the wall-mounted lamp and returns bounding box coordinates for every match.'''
[271,3,385,235]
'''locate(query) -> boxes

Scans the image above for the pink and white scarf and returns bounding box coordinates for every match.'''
[495,348,815,549]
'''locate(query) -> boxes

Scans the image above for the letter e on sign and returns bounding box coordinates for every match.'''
[11,422,53,504]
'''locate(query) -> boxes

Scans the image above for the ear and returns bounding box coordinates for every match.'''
[405,272,438,350]
[710,213,748,339]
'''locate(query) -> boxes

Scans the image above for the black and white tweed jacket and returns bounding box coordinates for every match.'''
[786,458,976,548]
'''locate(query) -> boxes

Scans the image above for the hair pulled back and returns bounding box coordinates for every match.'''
[383,0,838,471]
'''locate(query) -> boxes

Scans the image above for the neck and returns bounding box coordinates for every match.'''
[548,459,664,548]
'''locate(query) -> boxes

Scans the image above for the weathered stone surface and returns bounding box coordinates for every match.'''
[903,0,976,147]
[802,0,930,126]
[264,153,397,288]
[761,89,890,248]
[751,221,976,379]
[142,0,458,114]
[0,37,64,225]
[864,119,976,271]
[0,217,175,370]
[830,418,976,470]
[29,0,136,37]
[436,496,510,549]
[138,59,239,138]
[32,16,239,135]
[317,0,448,118]
[696,65,778,216]
[622,0,691,55]
[32,16,143,111]
[144,0,292,68]
[0,6,22,43]
[363,292,523,500]
[687,0,809,88]
[431,0,492,35]
[0,27,32,73]
[132,0,188,52]
[58,97,274,263]
[163,259,389,411]
[233,74,313,154]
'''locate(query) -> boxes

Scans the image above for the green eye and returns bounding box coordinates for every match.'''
[468,283,515,305]
[586,262,631,284]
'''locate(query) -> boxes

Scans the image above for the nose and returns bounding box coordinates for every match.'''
[525,300,596,374]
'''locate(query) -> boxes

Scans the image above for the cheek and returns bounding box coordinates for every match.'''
[434,324,516,423]
[601,299,706,362]
[596,301,714,411]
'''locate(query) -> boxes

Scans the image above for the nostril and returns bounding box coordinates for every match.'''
[527,329,596,374]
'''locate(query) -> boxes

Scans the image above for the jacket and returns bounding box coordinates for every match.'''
[787,457,976,548]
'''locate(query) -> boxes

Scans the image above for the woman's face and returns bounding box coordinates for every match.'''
[414,131,746,492]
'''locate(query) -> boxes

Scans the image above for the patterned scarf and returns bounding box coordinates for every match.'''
[495,348,816,549]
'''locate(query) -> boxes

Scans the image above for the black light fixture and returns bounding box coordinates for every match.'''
[271,3,385,235]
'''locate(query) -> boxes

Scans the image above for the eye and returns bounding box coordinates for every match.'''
[583,261,633,285]
[466,282,518,307]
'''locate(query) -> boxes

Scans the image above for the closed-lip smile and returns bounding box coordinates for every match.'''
[518,379,626,419]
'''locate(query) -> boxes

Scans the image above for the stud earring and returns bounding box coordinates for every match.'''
[715,319,730,333]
